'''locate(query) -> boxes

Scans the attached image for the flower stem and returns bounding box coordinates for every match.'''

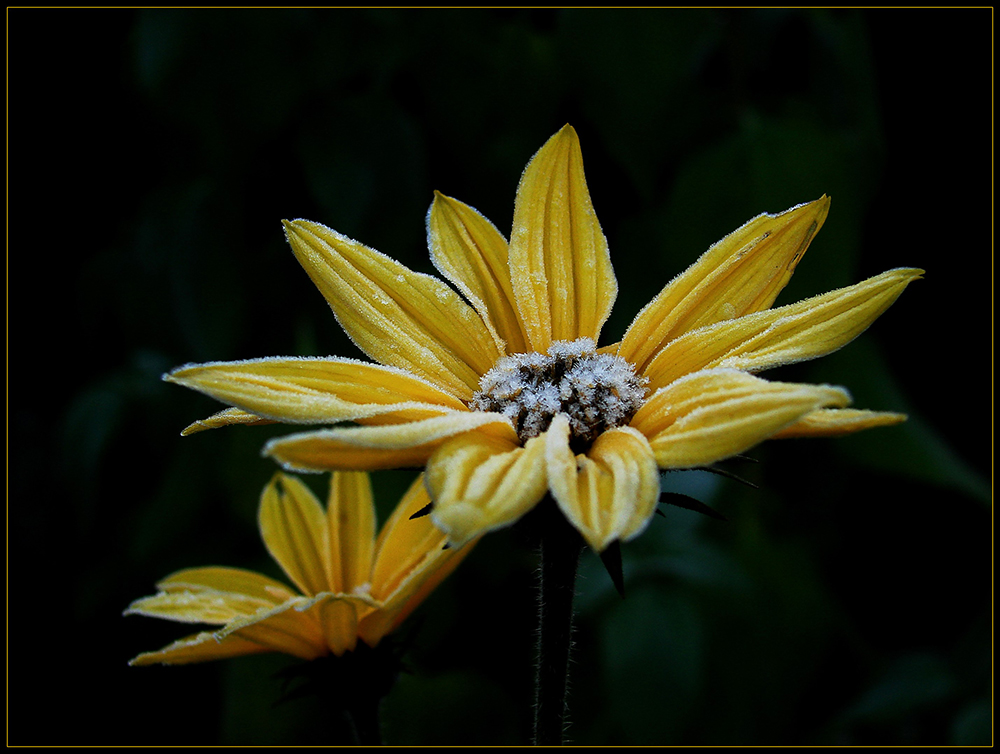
[533,498,583,745]
[344,701,382,746]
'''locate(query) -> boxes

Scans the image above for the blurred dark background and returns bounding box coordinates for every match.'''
[9,8,991,745]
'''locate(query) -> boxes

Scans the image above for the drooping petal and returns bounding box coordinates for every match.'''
[326,471,375,595]
[166,356,467,426]
[631,369,851,468]
[545,416,660,552]
[508,125,617,350]
[771,408,907,438]
[427,192,528,355]
[180,408,276,436]
[128,631,271,666]
[643,268,924,388]
[359,474,476,647]
[620,197,831,373]
[284,219,502,399]
[425,430,549,547]
[264,412,518,473]
[259,474,332,596]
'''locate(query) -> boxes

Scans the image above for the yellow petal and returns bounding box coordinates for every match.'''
[631,369,851,468]
[545,416,660,552]
[167,356,466,426]
[128,631,271,666]
[326,471,375,595]
[620,197,831,373]
[180,408,276,436]
[155,566,297,603]
[771,408,907,438]
[508,125,617,350]
[428,192,528,355]
[313,598,360,657]
[264,412,517,472]
[426,430,549,547]
[284,219,502,399]
[287,591,380,657]
[644,268,924,388]
[369,475,446,599]
[214,596,334,660]
[359,475,476,647]
[259,474,332,596]
[123,590,277,625]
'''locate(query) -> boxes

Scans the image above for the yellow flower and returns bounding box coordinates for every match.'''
[126,471,471,664]
[165,125,921,553]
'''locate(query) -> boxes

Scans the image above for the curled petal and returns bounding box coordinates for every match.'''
[644,268,924,388]
[284,220,501,399]
[180,408,275,436]
[632,369,851,468]
[426,430,549,547]
[508,125,617,350]
[428,192,528,354]
[621,197,831,373]
[166,356,466,426]
[771,408,907,438]
[546,415,660,552]
[264,412,518,472]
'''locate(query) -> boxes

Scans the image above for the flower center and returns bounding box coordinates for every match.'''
[469,338,648,450]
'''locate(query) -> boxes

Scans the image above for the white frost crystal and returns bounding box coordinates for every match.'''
[469,338,648,449]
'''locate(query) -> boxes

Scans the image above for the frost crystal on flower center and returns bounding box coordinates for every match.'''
[469,338,648,450]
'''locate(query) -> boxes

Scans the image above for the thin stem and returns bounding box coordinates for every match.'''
[345,701,383,746]
[533,498,583,745]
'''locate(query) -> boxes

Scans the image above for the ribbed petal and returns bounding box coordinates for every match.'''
[264,412,517,473]
[154,566,297,603]
[426,430,549,547]
[359,475,475,647]
[643,268,924,388]
[180,408,276,436]
[259,474,332,596]
[365,542,472,646]
[313,598,361,657]
[326,471,375,595]
[545,416,660,552]
[620,197,831,373]
[508,125,617,350]
[123,590,277,626]
[631,369,851,468]
[284,219,501,399]
[771,408,907,438]
[214,596,340,660]
[128,631,271,666]
[166,356,466,426]
[427,192,528,355]
[370,475,447,599]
